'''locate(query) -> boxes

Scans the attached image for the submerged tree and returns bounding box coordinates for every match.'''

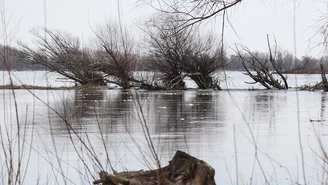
[181,33,227,89]
[145,16,191,89]
[93,22,137,89]
[235,35,288,89]
[20,29,106,86]
[145,15,225,89]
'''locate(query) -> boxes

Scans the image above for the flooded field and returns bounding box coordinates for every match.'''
[0,70,324,89]
[1,71,328,184]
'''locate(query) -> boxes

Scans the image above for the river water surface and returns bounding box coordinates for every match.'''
[1,71,328,185]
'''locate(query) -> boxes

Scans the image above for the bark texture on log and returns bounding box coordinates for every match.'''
[93,150,216,185]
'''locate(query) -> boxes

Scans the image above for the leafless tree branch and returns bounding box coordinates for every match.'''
[19,29,106,86]
[142,0,242,31]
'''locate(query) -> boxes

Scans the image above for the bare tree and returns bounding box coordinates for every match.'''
[145,15,192,89]
[20,29,106,86]
[142,0,242,30]
[235,35,288,89]
[145,15,225,89]
[93,22,137,89]
[181,33,227,89]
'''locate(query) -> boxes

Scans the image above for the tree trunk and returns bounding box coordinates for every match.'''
[321,64,328,92]
[93,150,216,185]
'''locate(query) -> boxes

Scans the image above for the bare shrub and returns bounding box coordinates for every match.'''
[93,22,137,89]
[181,33,227,89]
[145,15,225,89]
[144,15,190,89]
[19,29,106,86]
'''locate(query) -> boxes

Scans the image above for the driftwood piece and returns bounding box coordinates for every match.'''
[93,150,216,185]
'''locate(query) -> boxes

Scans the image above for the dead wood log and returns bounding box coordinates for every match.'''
[93,150,216,185]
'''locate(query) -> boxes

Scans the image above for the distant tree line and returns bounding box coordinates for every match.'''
[229,51,328,74]
[4,44,326,75]
[0,45,46,70]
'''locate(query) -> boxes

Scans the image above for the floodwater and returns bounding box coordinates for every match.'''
[1,71,328,185]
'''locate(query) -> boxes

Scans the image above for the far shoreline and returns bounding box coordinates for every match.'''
[0,84,326,92]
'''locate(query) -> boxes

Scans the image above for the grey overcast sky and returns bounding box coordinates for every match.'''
[1,0,327,57]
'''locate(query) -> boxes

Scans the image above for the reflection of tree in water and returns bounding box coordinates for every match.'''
[72,90,137,133]
[52,89,136,134]
[250,91,275,128]
[149,91,226,157]
[50,90,227,156]
[151,92,183,133]
[73,89,105,118]
[321,92,327,122]
[252,91,278,112]
[49,89,106,134]
[187,91,224,127]
[248,90,287,133]
[152,91,225,133]
[100,91,136,133]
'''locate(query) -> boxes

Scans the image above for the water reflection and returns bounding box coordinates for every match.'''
[52,90,229,135]
[1,88,327,184]
[40,89,325,185]
[48,90,231,157]
[48,89,293,156]
[150,92,185,133]
[133,91,228,157]
[249,90,287,128]
[3,72,328,185]
[252,91,276,130]
[73,89,105,118]
[321,92,328,122]
[100,91,136,133]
